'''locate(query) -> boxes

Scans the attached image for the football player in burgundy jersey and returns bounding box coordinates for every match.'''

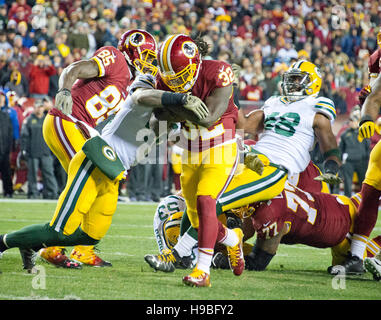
[334,30,381,277]
[39,30,158,268]
[243,182,381,275]
[142,34,243,287]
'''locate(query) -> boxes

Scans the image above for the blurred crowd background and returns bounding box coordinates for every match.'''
[0,0,380,201]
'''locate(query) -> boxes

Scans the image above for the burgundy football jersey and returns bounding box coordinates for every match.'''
[50,46,131,128]
[157,59,238,151]
[251,183,352,248]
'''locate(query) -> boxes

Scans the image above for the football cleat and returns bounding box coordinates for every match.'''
[183,267,211,287]
[19,248,37,273]
[364,257,381,281]
[70,246,112,267]
[144,249,191,272]
[39,247,82,269]
[226,228,245,276]
[329,252,365,276]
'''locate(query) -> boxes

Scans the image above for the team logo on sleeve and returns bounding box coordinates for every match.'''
[182,41,197,59]
[129,32,145,47]
[102,146,117,161]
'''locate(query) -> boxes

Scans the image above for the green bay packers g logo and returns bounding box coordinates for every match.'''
[102,146,117,161]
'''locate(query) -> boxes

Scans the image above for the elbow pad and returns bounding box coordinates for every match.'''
[245,245,275,271]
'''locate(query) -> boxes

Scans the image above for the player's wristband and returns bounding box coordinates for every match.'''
[359,115,374,126]
[246,244,275,271]
[323,148,341,160]
[323,159,340,175]
[161,92,187,108]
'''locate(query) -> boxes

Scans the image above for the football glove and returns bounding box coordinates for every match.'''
[314,173,342,185]
[358,120,375,142]
[55,88,73,115]
[183,94,209,120]
[244,152,269,175]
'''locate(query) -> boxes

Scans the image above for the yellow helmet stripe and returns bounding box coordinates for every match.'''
[295,60,307,69]
[160,34,178,73]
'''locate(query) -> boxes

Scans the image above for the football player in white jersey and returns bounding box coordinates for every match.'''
[0,74,210,271]
[244,59,341,184]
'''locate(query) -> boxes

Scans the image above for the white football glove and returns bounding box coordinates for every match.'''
[55,88,73,115]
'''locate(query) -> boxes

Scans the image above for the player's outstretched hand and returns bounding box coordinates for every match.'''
[183,95,209,120]
[244,152,265,175]
[314,173,342,185]
[55,88,73,115]
[358,120,375,142]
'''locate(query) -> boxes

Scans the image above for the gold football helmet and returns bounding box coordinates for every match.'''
[162,211,183,249]
[281,60,322,101]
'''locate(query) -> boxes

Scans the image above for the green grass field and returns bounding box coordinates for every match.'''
[0,200,380,301]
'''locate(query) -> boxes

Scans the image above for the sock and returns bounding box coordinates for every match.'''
[366,235,381,258]
[196,195,218,275]
[354,183,381,237]
[350,234,369,259]
[197,248,214,274]
[174,230,198,258]
[4,223,99,249]
[197,195,218,250]
[217,222,239,247]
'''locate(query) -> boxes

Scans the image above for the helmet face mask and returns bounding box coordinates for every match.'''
[158,34,201,93]
[133,50,158,76]
[161,63,197,92]
[281,70,312,99]
[118,29,158,76]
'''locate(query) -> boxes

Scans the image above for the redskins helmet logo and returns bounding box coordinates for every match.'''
[129,32,145,47]
[102,146,117,161]
[314,66,322,78]
[182,41,197,59]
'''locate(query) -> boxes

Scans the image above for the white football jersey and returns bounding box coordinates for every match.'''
[254,95,336,175]
[101,74,156,171]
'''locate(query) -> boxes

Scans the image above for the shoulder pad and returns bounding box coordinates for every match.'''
[312,97,336,121]
[261,96,277,109]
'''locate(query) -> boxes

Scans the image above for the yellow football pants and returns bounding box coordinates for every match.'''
[363,139,381,191]
[43,114,87,172]
[49,150,119,240]
[218,164,288,213]
[181,142,238,229]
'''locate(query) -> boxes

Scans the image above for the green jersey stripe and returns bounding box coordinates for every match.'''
[315,105,336,119]
[218,170,287,206]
